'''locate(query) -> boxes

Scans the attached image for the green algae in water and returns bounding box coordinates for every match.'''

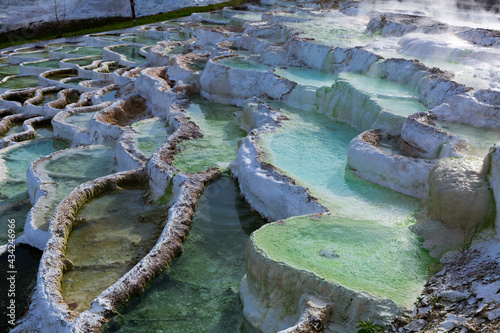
[64,57,100,67]
[112,46,146,63]
[1,124,24,138]
[131,119,168,158]
[61,188,168,313]
[254,215,435,308]
[34,92,60,106]
[260,103,419,224]
[174,97,246,172]
[23,59,61,69]
[64,112,96,131]
[0,139,69,244]
[0,76,40,90]
[35,124,53,138]
[120,36,160,46]
[105,177,264,333]
[33,145,116,232]
[64,77,89,86]
[11,51,50,58]
[67,47,103,56]
[0,64,21,76]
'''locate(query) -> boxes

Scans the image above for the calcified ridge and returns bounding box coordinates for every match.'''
[0,0,500,332]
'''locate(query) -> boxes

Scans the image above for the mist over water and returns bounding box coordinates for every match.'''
[359,0,500,30]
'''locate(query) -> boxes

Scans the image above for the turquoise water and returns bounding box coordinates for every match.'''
[0,139,69,244]
[67,47,103,56]
[32,145,116,232]
[174,96,246,172]
[112,46,146,63]
[131,119,168,158]
[65,112,96,131]
[217,57,271,72]
[434,120,500,158]
[261,102,419,225]
[120,36,160,46]
[274,67,337,87]
[258,102,432,306]
[282,17,372,48]
[105,177,264,333]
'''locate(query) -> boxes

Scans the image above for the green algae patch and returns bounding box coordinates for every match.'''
[0,139,69,244]
[0,75,40,90]
[61,188,169,313]
[33,145,116,231]
[131,118,168,158]
[254,215,434,308]
[111,46,146,63]
[174,96,245,173]
[105,177,264,332]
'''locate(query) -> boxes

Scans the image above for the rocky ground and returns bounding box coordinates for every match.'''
[387,247,500,333]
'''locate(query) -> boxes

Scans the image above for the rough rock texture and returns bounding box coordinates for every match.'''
[200,56,297,106]
[347,130,436,199]
[399,112,467,159]
[428,158,495,232]
[386,249,500,333]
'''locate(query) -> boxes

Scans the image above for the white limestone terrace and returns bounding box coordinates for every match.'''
[0,0,500,332]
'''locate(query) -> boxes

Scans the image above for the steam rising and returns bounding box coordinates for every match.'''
[358,0,500,30]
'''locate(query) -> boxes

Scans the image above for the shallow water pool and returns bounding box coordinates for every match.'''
[104,177,264,332]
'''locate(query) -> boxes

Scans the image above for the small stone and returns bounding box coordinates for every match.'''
[418,306,432,315]
[466,296,477,305]
[486,308,500,320]
[438,319,456,331]
[319,249,339,259]
[404,319,426,331]
[439,290,470,303]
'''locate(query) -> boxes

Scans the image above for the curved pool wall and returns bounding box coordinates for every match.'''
[2,2,500,332]
[22,145,117,250]
[0,139,69,247]
[104,177,264,333]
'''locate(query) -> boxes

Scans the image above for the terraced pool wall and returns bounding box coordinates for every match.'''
[2,1,500,332]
